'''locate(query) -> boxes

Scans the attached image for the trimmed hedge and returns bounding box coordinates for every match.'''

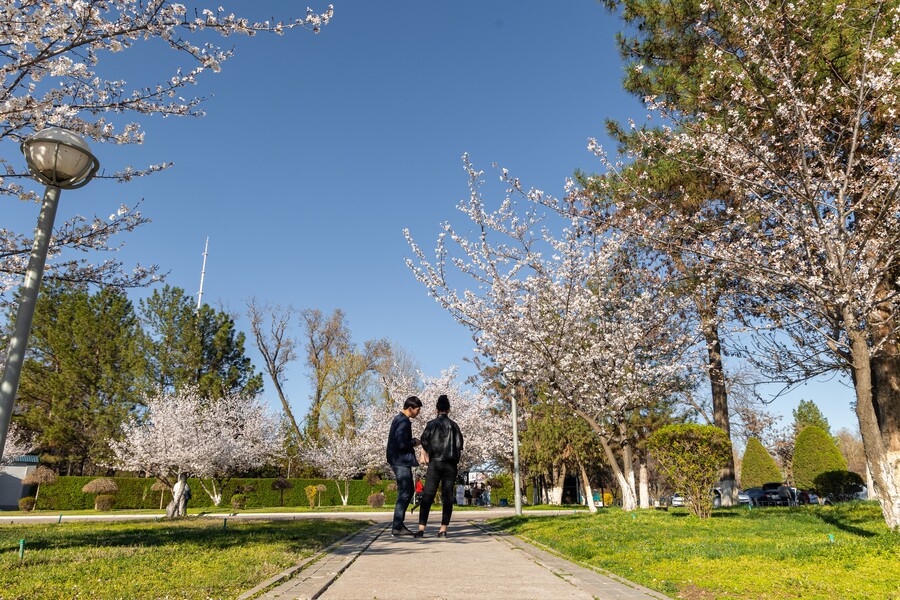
[793,426,847,491]
[32,472,529,511]
[740,437,782,489]
[34,476,402,510]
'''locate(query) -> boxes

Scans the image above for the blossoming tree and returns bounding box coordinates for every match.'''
[0,422,30,473]
[109,387,277,516]
[405,161,697,510]
[0,1,333,294]
[599,0,900,529]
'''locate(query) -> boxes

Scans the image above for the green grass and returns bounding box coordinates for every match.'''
[0,517,367,599]
[490,502,900,600]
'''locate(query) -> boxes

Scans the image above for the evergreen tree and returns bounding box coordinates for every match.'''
[740,438,782,489]
[792,426,847,491]
[139,285,262,398]
[792,400,831,438]
[11,283,145,474]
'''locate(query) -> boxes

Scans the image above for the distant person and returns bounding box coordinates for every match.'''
[415,394,464,539]
[386,395,422,536]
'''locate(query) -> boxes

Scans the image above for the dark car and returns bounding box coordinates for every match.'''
[760,482,797,506]
[744,487,767,506]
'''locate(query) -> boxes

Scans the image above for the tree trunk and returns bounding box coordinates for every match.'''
[639,461,650,509]
[574,409,639,510]
[166,473,188,518]
[548,463,566,505]
[577,460,597,513]
[701,314,737,506]
[848,328,900,530]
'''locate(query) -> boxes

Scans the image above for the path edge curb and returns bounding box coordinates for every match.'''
[237,521,381,600]
[472,520,671,600]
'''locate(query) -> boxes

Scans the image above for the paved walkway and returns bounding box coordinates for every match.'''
[242,517,669,600]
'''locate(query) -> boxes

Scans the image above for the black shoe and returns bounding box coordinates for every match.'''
[413,530,424,538]
[391,527,414,537]
[437,531,447,539]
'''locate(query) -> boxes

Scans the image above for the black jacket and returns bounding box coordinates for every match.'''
[420,414,463,464]
[386,413,419,467]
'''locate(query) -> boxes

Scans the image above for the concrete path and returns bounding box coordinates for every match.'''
[247,519,669,600]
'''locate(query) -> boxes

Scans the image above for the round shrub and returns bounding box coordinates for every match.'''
[793,426,847,491]
[740,438,782,489]
[94,494,115,511]
[230,494,246,510]
[367,492,386,508]
[813,470,864,498]
[647,423,732,518]
[19,496,36,512]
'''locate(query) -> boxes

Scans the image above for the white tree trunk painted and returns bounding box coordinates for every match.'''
[639,462,650,509]
[578,460,597,513]
[548,463,566,505]
[166,473,188,518]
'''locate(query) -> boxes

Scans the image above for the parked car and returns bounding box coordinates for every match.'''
[760,482,797,506]
[744,487,766,506]
[796,490,821,505]
[670,492,685,507]
[713,487,751,505]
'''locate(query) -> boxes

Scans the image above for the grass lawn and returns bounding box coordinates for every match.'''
[491,501,900,600]
[0,517,368,599]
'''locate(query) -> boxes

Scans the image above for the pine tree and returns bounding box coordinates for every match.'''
[792,426,847,491]
[139,285,262,398]
[12,283,145,474]
[740,438,782,489]
[792,400,831,438]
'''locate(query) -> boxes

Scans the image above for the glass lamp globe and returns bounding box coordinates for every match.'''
[21,127,100,190]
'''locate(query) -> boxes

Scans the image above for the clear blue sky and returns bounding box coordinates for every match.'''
[4,1,858,434]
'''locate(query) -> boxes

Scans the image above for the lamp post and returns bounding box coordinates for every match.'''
[503,364,524,516]
[0,128,99,464]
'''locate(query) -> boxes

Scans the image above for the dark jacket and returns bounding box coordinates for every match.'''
[386,412,419,467]
[420,414,464,464]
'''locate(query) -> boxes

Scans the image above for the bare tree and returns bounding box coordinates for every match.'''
[247,299,303,440]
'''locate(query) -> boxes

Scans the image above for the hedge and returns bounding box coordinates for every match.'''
[29,472,530,510]
[33,476,401,511]
[740,437,782,489]
[792,425,847,491]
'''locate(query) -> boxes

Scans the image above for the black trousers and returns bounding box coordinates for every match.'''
[418,459,458,527]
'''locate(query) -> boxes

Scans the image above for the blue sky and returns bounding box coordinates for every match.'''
[4,1,859,435]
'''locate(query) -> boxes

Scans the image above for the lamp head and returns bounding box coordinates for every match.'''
[502,363,524,382]
[21,127,99,190]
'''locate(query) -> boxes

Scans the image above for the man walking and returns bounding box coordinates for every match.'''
[415,394,464,539]
[387,395,422,536]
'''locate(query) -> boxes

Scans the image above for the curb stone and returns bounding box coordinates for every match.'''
[473,521,671,600]
[237,521,382,600]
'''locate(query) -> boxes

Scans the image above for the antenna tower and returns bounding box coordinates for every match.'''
[196,237,209,311]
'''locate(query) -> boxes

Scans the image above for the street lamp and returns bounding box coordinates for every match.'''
[502,363,524,516]
[0,128,99,464]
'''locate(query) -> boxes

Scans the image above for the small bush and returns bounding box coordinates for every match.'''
[231,494,246,510]
[94,494,115,511]
[19,496,36,511]
[648,424,732,518]
[305,485,318,508]
[367,492,386,508]
[814,470,864,498]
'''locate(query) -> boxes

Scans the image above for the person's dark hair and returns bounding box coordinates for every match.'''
[404,396,423,410]
[436,394,450,412]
